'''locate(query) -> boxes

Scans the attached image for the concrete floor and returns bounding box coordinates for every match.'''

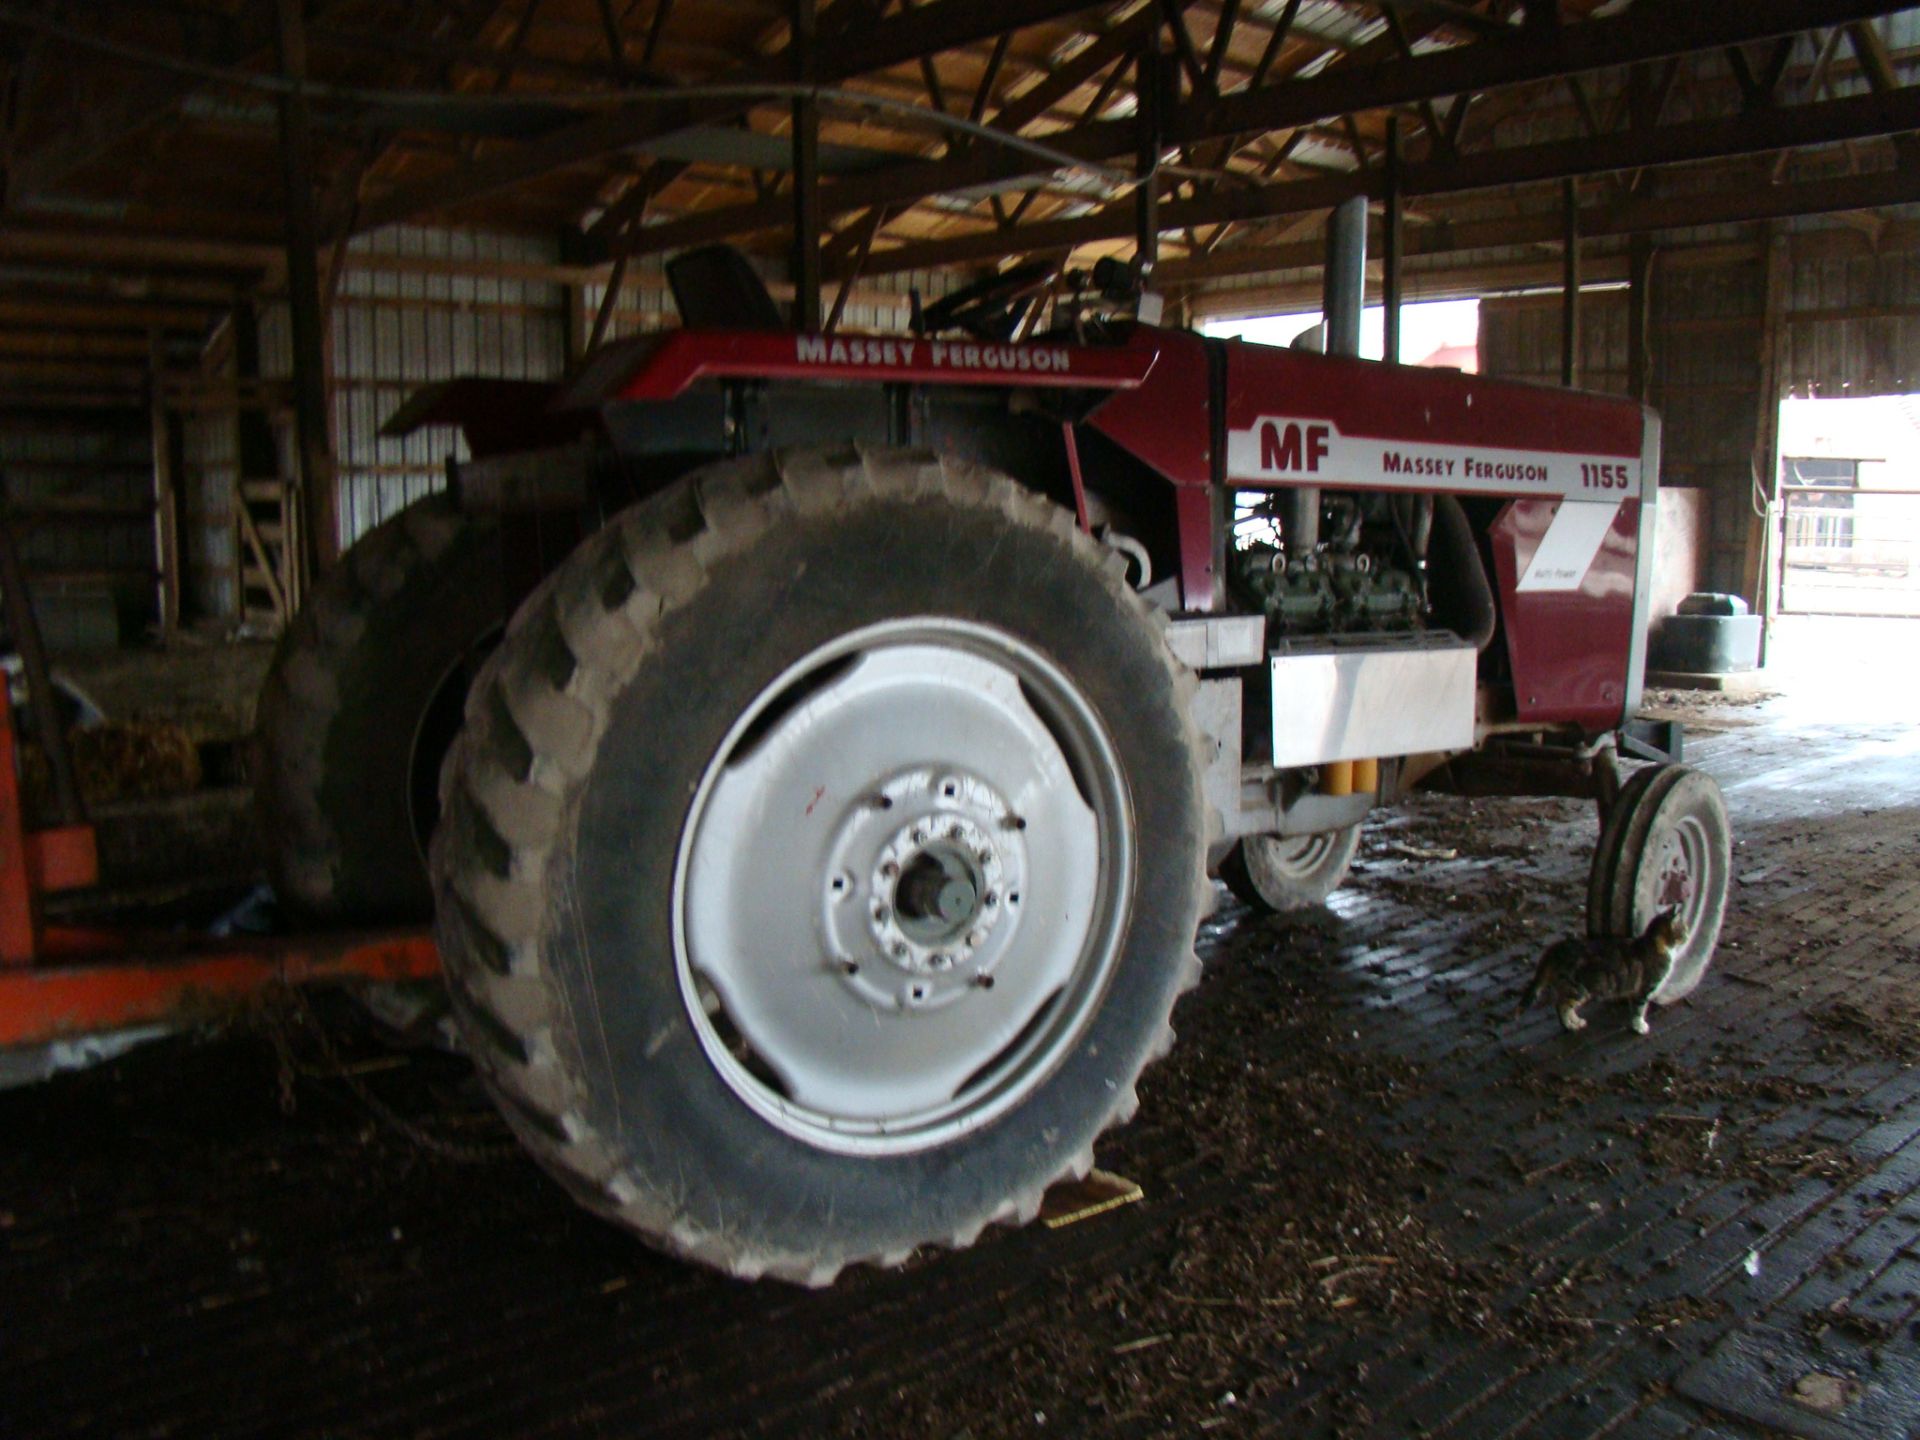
[2,618,1916,1439]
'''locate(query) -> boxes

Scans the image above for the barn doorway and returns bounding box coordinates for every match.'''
[1775,395,1920,619]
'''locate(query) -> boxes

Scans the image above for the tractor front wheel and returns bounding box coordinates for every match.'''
[1220,826,1361,912]
[1589,762,1731,1003]
[431,446,1210,1283]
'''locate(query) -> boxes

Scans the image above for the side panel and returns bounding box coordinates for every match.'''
[1084,328,1215,488]
[1220,343,1645,499]
[606,330,1156,402]
[1624,412,1663,718]
[1269,639,1478,766]
[1490,497,1641,728]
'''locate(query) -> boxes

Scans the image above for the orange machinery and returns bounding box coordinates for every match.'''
[0,683,437,1051]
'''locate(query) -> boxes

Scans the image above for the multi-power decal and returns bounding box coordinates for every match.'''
[1514,499,1627,594]
[1225,415,1639,501]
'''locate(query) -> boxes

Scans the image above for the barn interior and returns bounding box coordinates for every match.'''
[2,3,1919,1437]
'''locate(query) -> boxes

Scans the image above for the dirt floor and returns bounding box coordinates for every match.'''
[4,652,1919,1438]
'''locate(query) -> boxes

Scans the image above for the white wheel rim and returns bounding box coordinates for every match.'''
[1643,802,1727,1001]
[672,618,1132,1156]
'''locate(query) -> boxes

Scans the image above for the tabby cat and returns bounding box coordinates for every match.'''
[1521,907,1685,1035]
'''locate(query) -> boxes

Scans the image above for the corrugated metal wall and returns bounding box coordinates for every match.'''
[179,404,238,622]
[262,226,574,550]
[171,227,959,628]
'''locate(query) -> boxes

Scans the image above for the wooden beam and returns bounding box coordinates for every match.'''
[1204,0,1241,91]
[824,206,887,334]
[1560,176,1580,386]
[1383,116,1403,363]
[791,0,821,330]
[1248,0,1303,90]
[149,336,181,633]
[641,0,674,67]
[1377,0,1511,41]
[626,0,1916,263]
[850,81,1920,275]
[0,360,149,389]
[1846,21,1920,167]
[1191,255,1635,319]
[1169,0,1909,150]
[988,10,1157,137]
[276,0,337,577]
[7,5,266,201]
[0,332,156,359]
[1153,169,1920,294]
[0,299,218,332]
[355,0,1106,232]
[0,227,278,274]
[1626,232,1654,402]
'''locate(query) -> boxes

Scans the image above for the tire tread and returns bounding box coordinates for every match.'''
[431,445,1211,1284]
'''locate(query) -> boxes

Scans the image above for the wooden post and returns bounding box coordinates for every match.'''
[1560,176,1580,387]
[276,0,337,579]
[1746,232,1790,624]
[589,256,629,351]
[1383,116,1403,364]
[789,0,821,331]
[147,332,181,633]
[1134,44,1164,282]
[1626,233,1654,403]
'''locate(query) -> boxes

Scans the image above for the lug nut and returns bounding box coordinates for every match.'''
[973,974,995,990]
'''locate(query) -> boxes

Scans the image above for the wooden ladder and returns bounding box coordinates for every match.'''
[237,477,300,630]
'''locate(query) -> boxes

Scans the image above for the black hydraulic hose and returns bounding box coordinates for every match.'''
[1428,493,1497,652]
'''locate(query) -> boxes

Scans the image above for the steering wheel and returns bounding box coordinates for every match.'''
[917,261,1056,341]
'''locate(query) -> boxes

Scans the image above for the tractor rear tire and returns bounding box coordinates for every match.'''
[255,493,504,924]
[1220,826,1361,912]
[430,446,1210,1284]
[1588,762,1730,1003]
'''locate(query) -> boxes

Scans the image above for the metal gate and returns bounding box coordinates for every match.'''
[1779,466,1920,617]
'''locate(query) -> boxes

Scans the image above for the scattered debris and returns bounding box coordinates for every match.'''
[1384,841,1459,862]
[1040,1169,1145,1230]
[1787,1370,1859,1415]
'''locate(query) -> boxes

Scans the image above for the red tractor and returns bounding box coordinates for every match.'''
[250,244,1731,1284]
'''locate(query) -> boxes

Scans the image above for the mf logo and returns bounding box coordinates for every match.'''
[1260,419,1331,472]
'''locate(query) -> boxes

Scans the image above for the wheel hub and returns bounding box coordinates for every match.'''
[826,768,1023,1010]
[1651,814,1710,937]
